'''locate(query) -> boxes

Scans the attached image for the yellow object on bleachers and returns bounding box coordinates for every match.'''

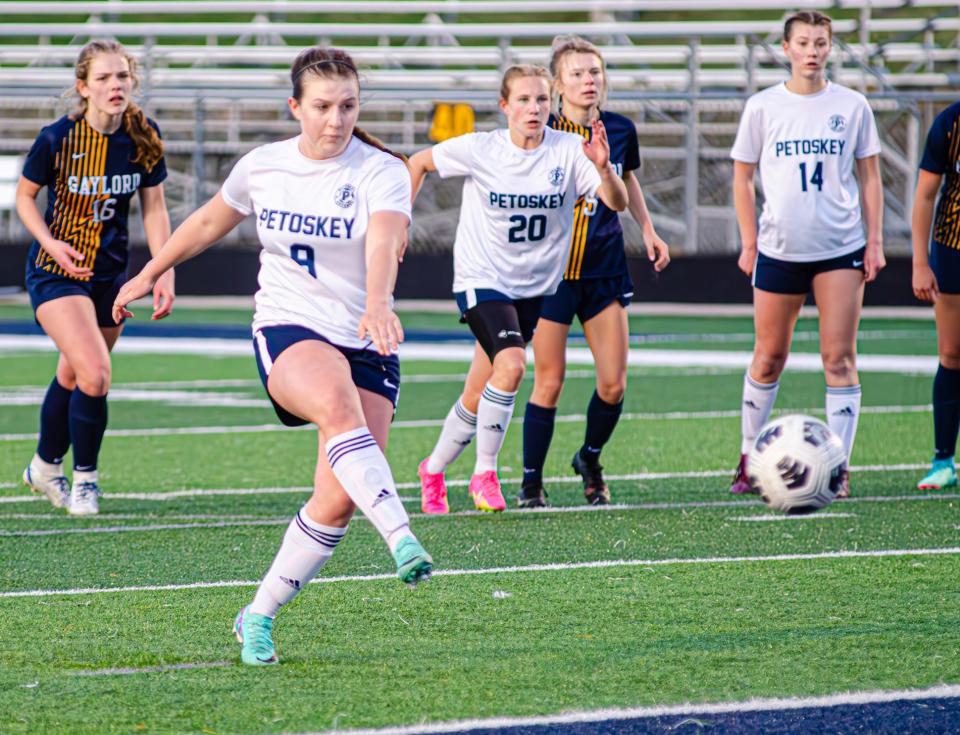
[429,103,475,142]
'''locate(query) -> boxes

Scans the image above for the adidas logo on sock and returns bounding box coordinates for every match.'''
[484,423,505,433]
[743,400,760,410]
[832,406,855,416]
[372,488,392,507]
[279,576,301,590]
[454,438,473,446]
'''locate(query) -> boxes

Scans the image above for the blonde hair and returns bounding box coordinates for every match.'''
[548,35,608,114]
[71,39,164,173]
[290,46,405,161]
[499,64,552,101]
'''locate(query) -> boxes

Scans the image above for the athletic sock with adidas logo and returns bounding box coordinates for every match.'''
[826,384,861,460]
[249,507,347,618]
[474,383,517,474]
[741,372,779,454]
[426,398,477,474]
[325,427,412,552]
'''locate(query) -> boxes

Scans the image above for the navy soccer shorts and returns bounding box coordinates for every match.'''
[752,247,866,295]
[539,274,634,326]
[253,324,401,427]
[26,266,127,328]
[454,288,543,361]
[930,242,960,294]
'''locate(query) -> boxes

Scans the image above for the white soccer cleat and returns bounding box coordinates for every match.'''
[22,459,70,509]
[69,472,101,516]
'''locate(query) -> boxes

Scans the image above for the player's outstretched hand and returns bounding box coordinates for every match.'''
[864,242,886,283]
[358,304,404,356]
[112,270,158,324]
[42,238,94,280]
[912,263,939,304]
[151,269,176,320]
[644,231,671,272]
[582,119,611,170]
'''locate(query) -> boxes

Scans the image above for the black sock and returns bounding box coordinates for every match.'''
[933,363,960,461]
[522,402,556,487]
[37,378,73,464]
[581,390,623,464]
[69,388,108,471]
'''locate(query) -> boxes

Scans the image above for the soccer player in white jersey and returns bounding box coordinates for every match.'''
[729,11,884,498]
[408,65,628,514]
[112,47,432,666]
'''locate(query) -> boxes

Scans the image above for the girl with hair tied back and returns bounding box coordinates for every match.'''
[113,47,432,666]
[19,39,174,516]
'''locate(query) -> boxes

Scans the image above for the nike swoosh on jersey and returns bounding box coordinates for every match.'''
[72,152,86,159]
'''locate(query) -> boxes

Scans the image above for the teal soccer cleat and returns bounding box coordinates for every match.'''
[917,459,958,491]
[233,606,278,665]
[393,536,433,587]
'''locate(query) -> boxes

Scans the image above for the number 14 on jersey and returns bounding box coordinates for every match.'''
[798,161,824,192]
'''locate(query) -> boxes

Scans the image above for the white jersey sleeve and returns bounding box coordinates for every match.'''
[366,157,412,218]
[431,133,478,179]
[221,151,255,215]
[729,82,880,262]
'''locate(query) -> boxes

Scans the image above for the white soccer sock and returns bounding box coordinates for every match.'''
[474,384,517,474]
[249,508,347,618]
[826,384,862,460]
[426,399,477,474]
[325,428,412,552]
[741,372,780,454]
[30,453,64,477]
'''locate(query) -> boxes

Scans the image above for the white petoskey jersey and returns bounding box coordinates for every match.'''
[730,81,881,262]
[221,136,411,350]
[433,126,603,299]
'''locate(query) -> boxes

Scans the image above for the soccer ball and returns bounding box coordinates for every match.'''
[746,414,847,514]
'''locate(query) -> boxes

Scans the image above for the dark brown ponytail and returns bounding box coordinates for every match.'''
[291,46,405,161]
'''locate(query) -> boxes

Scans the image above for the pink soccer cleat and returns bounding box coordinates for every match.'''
[729,453,757,495]
[468,470,506,513]
[418,457,449,514]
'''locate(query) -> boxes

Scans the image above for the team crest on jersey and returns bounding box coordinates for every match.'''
[828,114,846,132]
[334,184,356,208]
[548,166,565,187]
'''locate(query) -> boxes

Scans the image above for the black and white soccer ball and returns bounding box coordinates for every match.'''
[746,414,847,514]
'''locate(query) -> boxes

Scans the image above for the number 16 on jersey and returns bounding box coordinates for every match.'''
[798,161,823,192]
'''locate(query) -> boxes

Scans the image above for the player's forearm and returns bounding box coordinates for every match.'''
[597,164,627,211]
[142,207,172,258]
[732,179,758,251]
[365,235,402,308]
[624,173,656,236]
[406,150,434,202]
[141,197,234,280]
[860,174,884,248]
[911,195,936,267]
[15,192,57,248]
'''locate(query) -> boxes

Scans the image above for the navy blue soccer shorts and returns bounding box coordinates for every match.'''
[25,265,127,328]
[930,242,960,294]
[539,274,634,326]
[253,324,401,427]
[454,288,543,361]
[752,247,866,295]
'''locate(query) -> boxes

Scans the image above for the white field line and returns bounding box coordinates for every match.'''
[295,684,960,735]
[0,462,939,506]
[0,335,940,374]
[73,661,232,677]
[2,547,958,599]
[0,404,933,442]
[1,490,956,537]
[729,513,858,522]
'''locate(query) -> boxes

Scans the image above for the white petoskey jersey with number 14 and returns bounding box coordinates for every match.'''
[730,81,881,263]
[433,126,603,300]
[220,135,412,350]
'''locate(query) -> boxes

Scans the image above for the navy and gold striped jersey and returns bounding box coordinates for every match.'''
[920,101,960,251]
[548,110,640,280]
[22,114,167,280]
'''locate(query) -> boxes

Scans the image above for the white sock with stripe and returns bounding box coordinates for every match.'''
[826,384,862,460]
[249,507,347,618]
[741,372,780,454]
[325,428,412,552]
[474,384,517,474]
[426,399,477,474]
